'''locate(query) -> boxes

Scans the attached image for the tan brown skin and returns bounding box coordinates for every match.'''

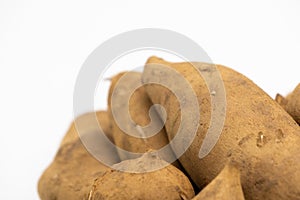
[107,72,179,166]
[142,56,300,200]
[88,153,195,200]
[275,94,289,111]
[60,111,113,147]
[192,164,245,200]
[276,84,300,125]
[38,111,119,200]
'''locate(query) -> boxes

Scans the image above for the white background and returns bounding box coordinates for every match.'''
[0,0,299,199]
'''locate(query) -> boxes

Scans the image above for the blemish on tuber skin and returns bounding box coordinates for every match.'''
[256,132,266,148]
[238,134,254,147]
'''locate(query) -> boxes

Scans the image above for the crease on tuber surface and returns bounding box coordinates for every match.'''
[142,56,300,200]
[107,71,179,167]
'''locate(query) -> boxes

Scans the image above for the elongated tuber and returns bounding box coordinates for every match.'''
[142,56,300,200]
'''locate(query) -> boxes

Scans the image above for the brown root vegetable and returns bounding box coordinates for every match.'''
[142,56,300,200]
[192,164,244,200]
[276,84,300,124]
[88,153,195,200]
[38,111,119,200]
[107,72,178,165]
[60,111,112,147]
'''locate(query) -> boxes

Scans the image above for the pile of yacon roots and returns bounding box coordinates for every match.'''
[38,57,300,200]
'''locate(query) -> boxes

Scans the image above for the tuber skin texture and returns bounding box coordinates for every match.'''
[107,72,179,166]
[142,56,300,200]
[276,84,300,125]
[88,153,195,200]
[38,111,119,200]
[192,164,245,200]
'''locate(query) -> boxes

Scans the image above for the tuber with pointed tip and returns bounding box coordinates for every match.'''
[142,56,300,200]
